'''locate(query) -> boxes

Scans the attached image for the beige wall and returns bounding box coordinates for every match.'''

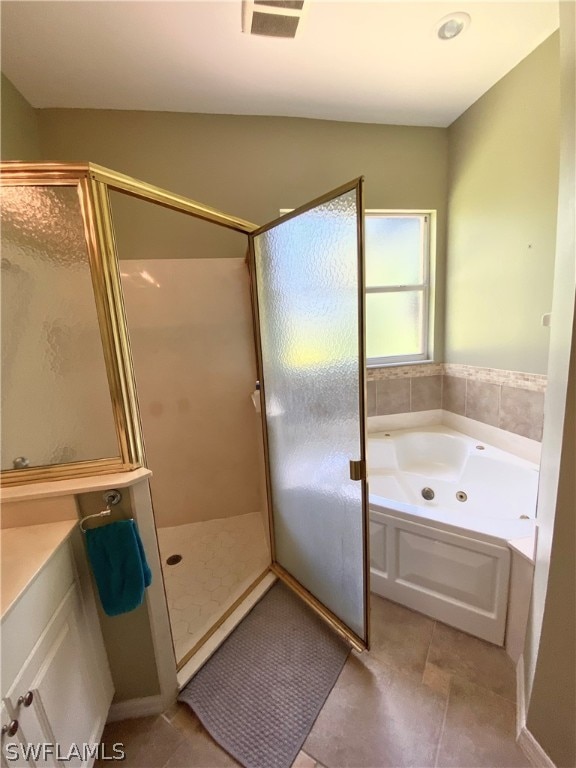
[446,34,560,374]
[37,109,449,361]
[527,313,575,766]
[109,189,246,263]
[76,492,161,701]
[523,6,575,765]
[1,73,40,160]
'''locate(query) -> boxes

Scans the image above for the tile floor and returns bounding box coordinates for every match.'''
[96,593,530,768]
[157,512,270,663]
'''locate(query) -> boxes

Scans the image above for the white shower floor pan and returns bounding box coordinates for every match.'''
[157,511,270,664]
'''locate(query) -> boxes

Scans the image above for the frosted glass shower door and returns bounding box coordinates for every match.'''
[250,179,369,649]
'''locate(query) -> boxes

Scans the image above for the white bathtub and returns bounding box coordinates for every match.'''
[368,426,539,645]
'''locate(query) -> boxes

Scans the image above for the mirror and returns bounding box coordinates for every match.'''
[0,184,120,473]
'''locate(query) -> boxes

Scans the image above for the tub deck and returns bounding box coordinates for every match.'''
[368,425,538,543]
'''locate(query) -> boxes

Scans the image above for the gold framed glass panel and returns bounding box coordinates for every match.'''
[0,164,144,485]
[0,162,258,487]
[249,178,370,651]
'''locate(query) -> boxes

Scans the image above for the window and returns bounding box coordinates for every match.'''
[279,207,435,367]
[365,211,434,366]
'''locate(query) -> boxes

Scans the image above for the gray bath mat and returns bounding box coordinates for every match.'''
[178,580,350,768]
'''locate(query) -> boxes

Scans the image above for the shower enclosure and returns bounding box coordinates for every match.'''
[109,192,271,666]
[0,162,370,671]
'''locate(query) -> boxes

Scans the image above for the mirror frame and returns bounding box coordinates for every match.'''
[0,162,258,486]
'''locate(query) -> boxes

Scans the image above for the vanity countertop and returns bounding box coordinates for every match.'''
[1,520,77,619]
[508,535,536,564]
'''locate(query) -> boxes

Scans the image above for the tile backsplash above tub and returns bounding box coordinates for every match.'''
[366,363,547,442]
[367,375,442,416]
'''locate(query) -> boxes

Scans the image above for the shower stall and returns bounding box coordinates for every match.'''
[0,162,370,673]
[109,192,271,665]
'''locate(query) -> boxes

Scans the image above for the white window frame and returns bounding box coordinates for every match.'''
[278,207,437,368]
[365,209,436,367]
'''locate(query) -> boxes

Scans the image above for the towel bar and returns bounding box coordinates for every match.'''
[79,508,112,533]
[79,489,123,533]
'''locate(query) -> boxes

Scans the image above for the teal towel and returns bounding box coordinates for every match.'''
[85,520,152,617]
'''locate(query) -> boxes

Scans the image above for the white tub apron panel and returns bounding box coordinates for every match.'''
[370,510,511,645]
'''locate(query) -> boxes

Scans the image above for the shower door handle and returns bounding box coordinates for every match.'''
[349,460,366,481]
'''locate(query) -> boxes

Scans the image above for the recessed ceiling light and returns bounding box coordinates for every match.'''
[436,12,471,41]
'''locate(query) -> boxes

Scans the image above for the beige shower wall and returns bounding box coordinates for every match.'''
[120,257,264,528]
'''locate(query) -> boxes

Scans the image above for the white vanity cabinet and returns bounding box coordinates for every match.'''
[1,525,114,768]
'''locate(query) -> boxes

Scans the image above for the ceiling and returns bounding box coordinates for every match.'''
[0,1,558,127]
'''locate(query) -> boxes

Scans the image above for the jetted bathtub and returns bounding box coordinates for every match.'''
[368,426,539,645]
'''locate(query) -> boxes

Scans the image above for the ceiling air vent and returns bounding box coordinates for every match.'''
[242,0,308,39]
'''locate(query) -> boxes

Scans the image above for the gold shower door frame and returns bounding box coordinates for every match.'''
[248,178,370,652]
[0,161,369,654]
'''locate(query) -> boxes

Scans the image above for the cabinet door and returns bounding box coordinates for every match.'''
[1,701,30,768]
[6,586,108,768]
[3,697,57,768]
